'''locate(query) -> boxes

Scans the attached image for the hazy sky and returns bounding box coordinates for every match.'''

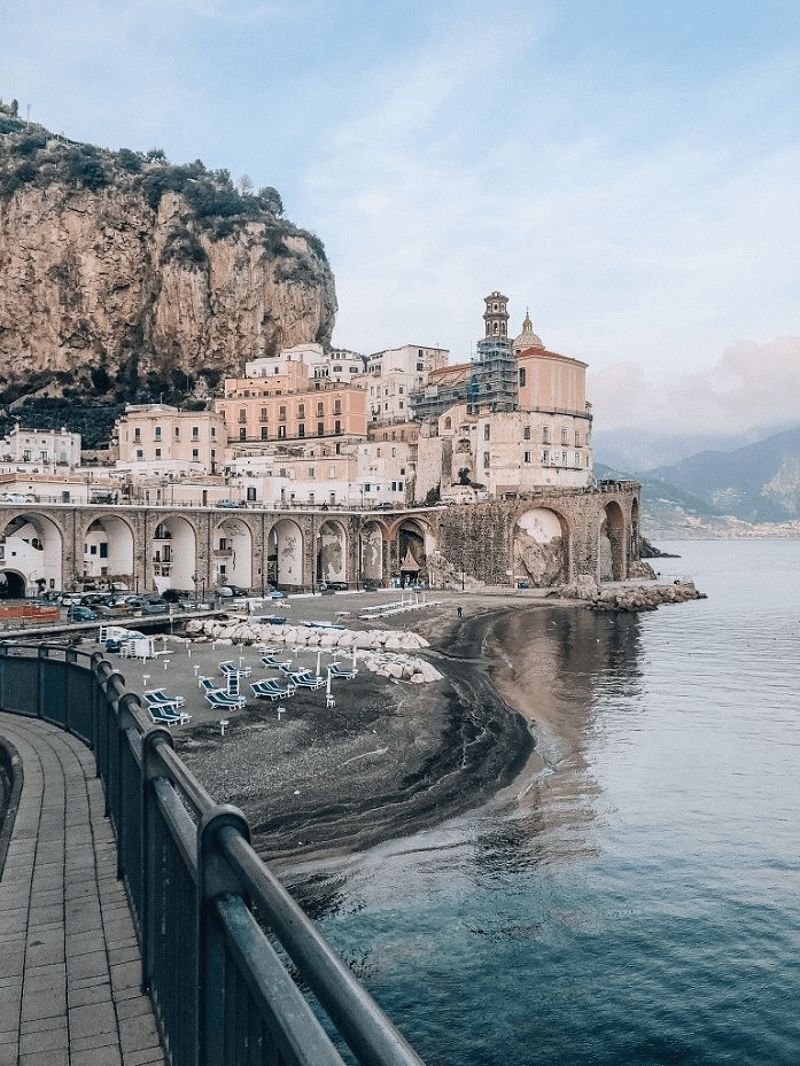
[2,0,799,433]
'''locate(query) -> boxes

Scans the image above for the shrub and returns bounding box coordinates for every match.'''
[117,148,142,173]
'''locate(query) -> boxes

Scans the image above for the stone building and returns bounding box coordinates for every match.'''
[115,405,226,476]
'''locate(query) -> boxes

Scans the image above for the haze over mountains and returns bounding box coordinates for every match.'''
[596,425,800,535]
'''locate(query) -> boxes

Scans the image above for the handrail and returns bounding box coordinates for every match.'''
[0,641,425,1066]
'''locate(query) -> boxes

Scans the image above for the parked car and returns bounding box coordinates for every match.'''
[325,581,349,592]
[218,585,248,597]
[94,604,122,619]
[217,499,245,509]
[267,589,284,600]
[141,601,169,615]
[0,492,35,503]
[67,605,97,622]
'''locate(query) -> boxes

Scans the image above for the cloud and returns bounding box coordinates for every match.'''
[590,336,800,435]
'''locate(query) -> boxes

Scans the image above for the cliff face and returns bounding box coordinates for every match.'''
[0,113,337,400]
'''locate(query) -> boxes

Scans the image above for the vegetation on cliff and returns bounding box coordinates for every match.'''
[0,101,337,443]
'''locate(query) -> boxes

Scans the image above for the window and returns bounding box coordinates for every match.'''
[136,449,144,460]
[309,467,315,478]
[211,427,216,439]
[219,537,228,551]
[483,451,490,468]
[416,362,424,371]
[298,403,305,418]
[524,451,531,464]
[519,368,526,387]
[561,428,568,445]
[192,426,199,441]
[483,424,490,441]
[334,419,342,435]
[523,427,531,440]
[279,405,286,421]
[399,401,404,410]
[260,407,268,423]
[90,544,97,556]
[444,417,452,430]
[278,425,287,439]
[133,428,141,442]
[317,421,324,436]
[575,431,582,447]
[99,543,108,558]
[317,402,324,417]
[298,424,305,438]
[239,428,246,441]
[192,448,199,460]
[174,426,180,439]
[261,427,268,440]
[238,409,247,424]
[542,449,549,463]
[333,399,341,415]
[399,386,404,395]
[154,448,162,458]
[542,427,550,443]
[154,426,162,440]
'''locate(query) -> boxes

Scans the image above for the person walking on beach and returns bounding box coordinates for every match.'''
[457,605,463,619]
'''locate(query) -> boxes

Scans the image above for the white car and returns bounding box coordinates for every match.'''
[1,492,35,503]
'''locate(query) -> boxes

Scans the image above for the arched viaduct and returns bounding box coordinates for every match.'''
[0,482,640,596]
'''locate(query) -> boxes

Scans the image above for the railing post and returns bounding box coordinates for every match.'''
[140,727,173,995]
[65,646,79,733]
[196,804,251,1066]
[114,693,141,881]
[37,645,47,722]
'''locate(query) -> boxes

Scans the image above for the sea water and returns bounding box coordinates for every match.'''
[297,540,800,1065]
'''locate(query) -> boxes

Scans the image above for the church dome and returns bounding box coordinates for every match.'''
[513,310,543,352]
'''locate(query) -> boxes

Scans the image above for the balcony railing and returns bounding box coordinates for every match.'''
[0,643,424,1066]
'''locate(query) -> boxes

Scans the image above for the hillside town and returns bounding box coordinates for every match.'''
[0,292,640,598]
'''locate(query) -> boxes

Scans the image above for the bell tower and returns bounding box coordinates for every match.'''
[482,291,509,339]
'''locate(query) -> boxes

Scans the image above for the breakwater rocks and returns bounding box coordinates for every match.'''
[551,575,705,612]
[184,617,443,683]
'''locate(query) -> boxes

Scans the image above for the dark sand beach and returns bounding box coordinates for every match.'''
[173,595,561,867]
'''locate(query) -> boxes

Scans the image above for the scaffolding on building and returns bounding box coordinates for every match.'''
[409,337,518,422]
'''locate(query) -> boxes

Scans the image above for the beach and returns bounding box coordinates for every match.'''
[172,593,548,866]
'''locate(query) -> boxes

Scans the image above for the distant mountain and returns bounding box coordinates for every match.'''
[593,423,796,472]
[645,426,800,523]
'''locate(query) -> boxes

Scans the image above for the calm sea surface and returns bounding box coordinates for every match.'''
[297,540,800,1065]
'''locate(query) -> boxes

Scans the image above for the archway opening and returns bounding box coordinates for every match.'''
[396,519,433,586]
[316,520,347,584]
[360,521,385,587]
[0,570,27,598]
[0,513,63,594]
[268,520,303,590]
[599,501,626,582]
[213,518,253,591]
[152,517,196,593]
[83,516,134,590]
[514,507,570,587]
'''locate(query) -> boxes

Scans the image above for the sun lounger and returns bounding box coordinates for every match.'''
[328,664,357,680]
[147,703,191,727]
[204,689,246,710]
[146,688,186,708]
[289,671,325,690]
[219,660,252,678]
[261,655,292,670]
[250,679,295,701]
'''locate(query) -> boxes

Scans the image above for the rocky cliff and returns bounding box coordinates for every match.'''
[0,107,337,407]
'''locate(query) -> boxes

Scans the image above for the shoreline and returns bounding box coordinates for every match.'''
[179,596,562,871]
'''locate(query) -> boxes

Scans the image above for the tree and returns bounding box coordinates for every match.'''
[10,99,19,117]
[257,185,283,215]
[238,174,253,196]
[146,147,167,163]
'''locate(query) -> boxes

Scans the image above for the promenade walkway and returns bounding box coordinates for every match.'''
[0,711,166,1066]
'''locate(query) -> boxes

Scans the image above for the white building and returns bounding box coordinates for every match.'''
[365,344,449,425]
[0,426,81,471]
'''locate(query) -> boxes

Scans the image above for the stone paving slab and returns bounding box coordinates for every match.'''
[0,712,166,1066]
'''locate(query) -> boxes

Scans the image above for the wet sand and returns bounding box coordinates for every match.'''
[167,593,573,868]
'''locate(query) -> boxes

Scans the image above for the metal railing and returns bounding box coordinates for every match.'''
[0,642,424,1066]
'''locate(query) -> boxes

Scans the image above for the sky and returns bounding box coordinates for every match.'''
[1,0,799,438]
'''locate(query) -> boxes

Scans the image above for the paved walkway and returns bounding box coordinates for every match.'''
[0,712,166,1066]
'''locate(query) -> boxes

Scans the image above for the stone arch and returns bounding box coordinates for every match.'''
[316,519,347,584]
[360,520,387,586]
[630,497,640,560]
[513,507,571,587]
[151,515,196,593]
[268,519,304,590]
[0,512,64,594]
[599,500,626,582]
[0,569,27,598]
[212,517,253,591]
[81,514,135,589]
[394,517,435,585]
